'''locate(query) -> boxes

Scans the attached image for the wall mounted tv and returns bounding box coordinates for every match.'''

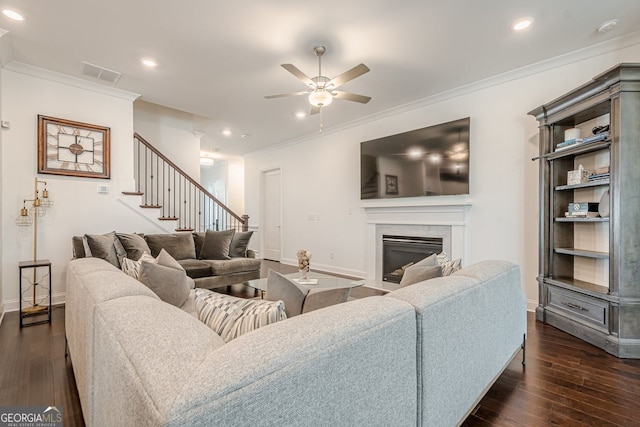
[360,117,470,199]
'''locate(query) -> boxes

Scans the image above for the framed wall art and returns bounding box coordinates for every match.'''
[37,115,111,179]
[385,174,398,195]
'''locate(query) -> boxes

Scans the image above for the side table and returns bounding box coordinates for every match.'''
[19,259,52,328]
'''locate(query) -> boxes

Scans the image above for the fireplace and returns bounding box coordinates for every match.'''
[382,235,443,283]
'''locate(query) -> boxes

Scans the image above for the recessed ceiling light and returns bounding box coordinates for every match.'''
[512,17,534,31]
[296,112,306,118]
[221,129,232,136]
[2,9,24,21]
[141,58,157,68]
[598,19,619,33]
[200,157,215,166]
[240,134,251,139]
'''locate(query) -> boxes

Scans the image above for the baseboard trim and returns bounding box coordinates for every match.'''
[3,293,66,313]
[0,302,5,327]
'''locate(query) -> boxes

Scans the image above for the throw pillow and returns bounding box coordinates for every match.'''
[228,231,254,258]
[116,233,151,261]
[121,253,154,280]
[441,258,462,276]
[194,288,287,342]
[84,231,126,268]
[199,229,235,260]
[144,233,196,260]
[400,264,442,287]
[413,253,438,268]
[193,232,206,259]
[137,249,190,307]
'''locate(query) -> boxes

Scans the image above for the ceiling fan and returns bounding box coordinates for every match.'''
[265,46,371,116]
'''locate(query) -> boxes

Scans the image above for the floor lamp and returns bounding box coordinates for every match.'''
[16,177,54,315]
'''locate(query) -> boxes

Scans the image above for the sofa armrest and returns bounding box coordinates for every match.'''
[386,260,526,427]
[246,249,256,258]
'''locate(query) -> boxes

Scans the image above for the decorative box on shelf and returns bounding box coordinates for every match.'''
[567,165,591,185]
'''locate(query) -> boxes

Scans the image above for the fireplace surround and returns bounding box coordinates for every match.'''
[363,199,471,281]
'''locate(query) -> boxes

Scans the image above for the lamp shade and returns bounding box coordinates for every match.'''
[308,90,333,107]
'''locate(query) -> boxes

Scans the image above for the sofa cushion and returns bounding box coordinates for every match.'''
[400,264,442,287]
[199,229,235,260]
[194,288,286,342]
[145,233,196,260]
[201,258,262,275]
[138,249,191,307]
[85,231,126,268]
[116,233,151,261]
[229,231,253,258]
[177,259,213,279]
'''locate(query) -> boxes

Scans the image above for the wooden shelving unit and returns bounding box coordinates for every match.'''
[529,63,640,358]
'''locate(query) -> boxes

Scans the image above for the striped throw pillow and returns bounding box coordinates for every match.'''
[194,289,287,342]
[440,258,462,276]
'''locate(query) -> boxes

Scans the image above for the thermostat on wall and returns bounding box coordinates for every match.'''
[97,184,109,194]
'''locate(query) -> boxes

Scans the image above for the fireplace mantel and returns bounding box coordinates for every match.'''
[363,198,472,280]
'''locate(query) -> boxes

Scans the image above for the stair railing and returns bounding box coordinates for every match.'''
[126,133,249,232]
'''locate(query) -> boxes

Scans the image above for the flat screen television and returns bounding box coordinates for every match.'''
[360,117,470,199]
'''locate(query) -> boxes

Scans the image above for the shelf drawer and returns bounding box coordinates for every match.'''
[547,287,608,329]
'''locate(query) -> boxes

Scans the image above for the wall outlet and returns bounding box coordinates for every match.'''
[329,252,334,259]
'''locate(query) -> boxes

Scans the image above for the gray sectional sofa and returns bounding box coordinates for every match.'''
[65,257,527,427]
[72,231,261,289]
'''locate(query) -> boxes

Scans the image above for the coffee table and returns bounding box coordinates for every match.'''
[247,271,363,298]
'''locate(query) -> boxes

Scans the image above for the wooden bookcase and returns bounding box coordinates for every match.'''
[529,63,640,358]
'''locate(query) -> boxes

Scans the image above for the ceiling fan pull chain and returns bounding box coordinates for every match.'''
[319,107,323,133]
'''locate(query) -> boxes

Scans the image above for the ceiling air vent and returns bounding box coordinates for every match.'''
[81,61,122,84]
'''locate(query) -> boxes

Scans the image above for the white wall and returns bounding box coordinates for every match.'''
[245,40,640,310]
[0,65,160,311]
[133,100,201,181]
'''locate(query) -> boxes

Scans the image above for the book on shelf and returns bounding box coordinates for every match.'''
[556,138,583,148]
[588,173,610,181]
[564,212,600,218]
[555,142,583,151]
[594,166,610,174]
[582,131,610,144]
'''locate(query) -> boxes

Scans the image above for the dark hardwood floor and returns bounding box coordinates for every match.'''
[2,260,639,426]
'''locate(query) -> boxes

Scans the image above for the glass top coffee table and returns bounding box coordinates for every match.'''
[247,271,363,297]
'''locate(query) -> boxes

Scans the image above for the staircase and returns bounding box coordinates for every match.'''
[123,133,249,232]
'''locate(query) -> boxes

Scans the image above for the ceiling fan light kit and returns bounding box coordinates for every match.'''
[265,45,371,123]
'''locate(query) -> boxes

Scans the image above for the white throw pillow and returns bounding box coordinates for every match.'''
[437,252,462,276]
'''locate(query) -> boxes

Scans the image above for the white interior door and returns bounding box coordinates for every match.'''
[262,168,281,261]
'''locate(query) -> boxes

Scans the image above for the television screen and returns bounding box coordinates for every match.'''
[360,117,470,199]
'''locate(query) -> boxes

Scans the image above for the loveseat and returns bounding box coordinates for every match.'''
[65,257,526,426]
[72,230,261,289]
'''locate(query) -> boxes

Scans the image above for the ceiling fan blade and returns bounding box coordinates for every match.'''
[281,64,315,86]
[264,91,310,99]
[327,63,370,89]
[332,91,371,104]
[310,105,321,115]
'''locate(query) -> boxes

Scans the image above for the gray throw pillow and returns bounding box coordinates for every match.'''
[193,232,206,259]
[265,270,309,318]
[84,231,126,268]
[229,231,254,258]
[400,264,442,287]
[144,233,196,260]
[116,233,151,261]
[199,229,235,260]
[139,262,190,307]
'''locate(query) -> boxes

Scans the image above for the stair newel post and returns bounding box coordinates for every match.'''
[241,215,249,232]
[144,145,148,206]
[136,137,141,194]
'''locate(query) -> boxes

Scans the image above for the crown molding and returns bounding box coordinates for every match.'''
[245,30,640,159]
[3,61,140,102]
